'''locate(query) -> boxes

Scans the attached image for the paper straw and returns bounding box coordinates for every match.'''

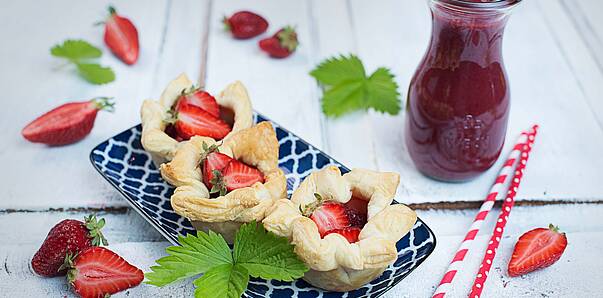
[432,125,537,298]
[469,124,539,298]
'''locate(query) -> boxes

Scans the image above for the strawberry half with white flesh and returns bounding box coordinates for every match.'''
[62,246,143,298]
[209,159,264,196]
[203,152,233,189]
[176,89,220,118]
[508,224,568,277]
[104,6,139,65]
[309,201,350,237]
[22,97,114,146]
[324,227,361,243]
[173,104,231,141]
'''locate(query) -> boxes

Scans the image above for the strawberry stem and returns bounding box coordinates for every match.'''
[223,16,231,32]
[92,97,115,112]
[85,214,109,246]
[277,26,299,52]
[108,5,117,15]
[548,223,561,233]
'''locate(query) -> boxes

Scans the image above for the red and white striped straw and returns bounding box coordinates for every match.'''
[432,125,538,298]
[469,125,538,297]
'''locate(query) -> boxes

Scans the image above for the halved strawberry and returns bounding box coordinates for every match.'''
[203,152,233,189]
[104,6,139,65]
[324,227,361,243]
[221,159,264,192]
[174,104,231,140]
[176,89,220,118]
[63,246,143,298]
[508,224,568,277]
[310,202,350,237]
[22,97,114,146]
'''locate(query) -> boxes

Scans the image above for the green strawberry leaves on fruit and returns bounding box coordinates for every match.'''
[145,221,308,298]
[51,39,115,85]
[310,54,401,117]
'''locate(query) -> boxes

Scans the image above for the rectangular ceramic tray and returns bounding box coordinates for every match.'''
[90,113,436,298]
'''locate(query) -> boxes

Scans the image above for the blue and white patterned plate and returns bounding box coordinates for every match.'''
[90,113,436,298]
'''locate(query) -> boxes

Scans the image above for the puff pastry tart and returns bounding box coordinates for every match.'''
[263,166,417,292]
[160,121,286,243]
[140,73,253,165]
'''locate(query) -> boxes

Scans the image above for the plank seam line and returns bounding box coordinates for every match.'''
[150,0,173,90]
[539,0,603,131]
[0,206,130,214]
[560,0,603,74]
[198,0,213,88]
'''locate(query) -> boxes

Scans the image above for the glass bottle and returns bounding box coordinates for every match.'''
[405,0,521,182]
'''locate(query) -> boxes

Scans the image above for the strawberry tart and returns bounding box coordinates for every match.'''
[160,121,286,243]
[140,73,253,165]
[262,166,417,291]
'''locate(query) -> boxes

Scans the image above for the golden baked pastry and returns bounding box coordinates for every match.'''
[160,121,286,243]
[140,73,253,165]
[263,166,417,292]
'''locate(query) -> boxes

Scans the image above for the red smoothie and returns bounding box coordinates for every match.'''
[405,0,520,181]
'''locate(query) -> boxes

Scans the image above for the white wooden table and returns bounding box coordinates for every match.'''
[2,0,602,297]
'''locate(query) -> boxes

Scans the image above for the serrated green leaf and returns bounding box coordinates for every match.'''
[76,63,115,85]
[234,221,308,281]
[50,39,102,61]
[311,54,401,118]
[310,54,365,86]
[321,79,366,117]
[193,264,248,298]
[365,67,401,115]
[145,231,232,287]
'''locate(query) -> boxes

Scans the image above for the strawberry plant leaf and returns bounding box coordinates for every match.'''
[310,54,401,118]
[76,63,116,85]
[310,54,365,86]
[233,221,308,281]
[193,264,249,298]
[50,39,102,61]
[145,231,232,287]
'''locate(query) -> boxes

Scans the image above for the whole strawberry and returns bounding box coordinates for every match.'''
[223,11,268,39]
[31,215,108,277]
[104,6,139,65]
[508,224,568,277]
[259,26,298,58]
[22,97,114,146]
[62,246,143,298]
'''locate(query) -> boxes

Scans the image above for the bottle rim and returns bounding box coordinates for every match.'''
[431,0,521,12]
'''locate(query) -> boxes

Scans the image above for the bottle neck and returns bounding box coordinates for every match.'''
[426,0,517,69]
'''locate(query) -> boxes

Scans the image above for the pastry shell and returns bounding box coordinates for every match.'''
[263,166,417,292]
[160,121,287,243]
[140,73,253,165]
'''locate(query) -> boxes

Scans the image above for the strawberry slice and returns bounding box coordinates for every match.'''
[104,6,139,65]
[203,152,233,189]
[22,97,114,146]
[63,246,143,298]
[324,227,361,243]
[174,104,231,140]
[221,159,264,192]
[310,202,350,237]
[508,224,568,277]
[176,90,220,118]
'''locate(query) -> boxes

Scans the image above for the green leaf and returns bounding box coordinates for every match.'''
[76,63,115,85]
[145,231,232,287]
[193,264,249,298]
[310,54,365,86]
[50,39,102,61]
[310,54,401,118]
[234,221,308,281]
[365,67,401,115]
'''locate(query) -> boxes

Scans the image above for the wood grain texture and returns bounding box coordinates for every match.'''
[349,0,603,204]
[0,0,207,210]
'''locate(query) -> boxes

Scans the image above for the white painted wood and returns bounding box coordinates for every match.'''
[0,0,207,209]
[203,0,324,148]
[349,0,603,204]
[564,0,603,76]
[3,204,602,297]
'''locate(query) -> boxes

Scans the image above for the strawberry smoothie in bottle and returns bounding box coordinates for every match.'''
[405,0,521,181]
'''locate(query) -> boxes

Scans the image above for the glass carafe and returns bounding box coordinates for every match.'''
[405,0,521,182]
